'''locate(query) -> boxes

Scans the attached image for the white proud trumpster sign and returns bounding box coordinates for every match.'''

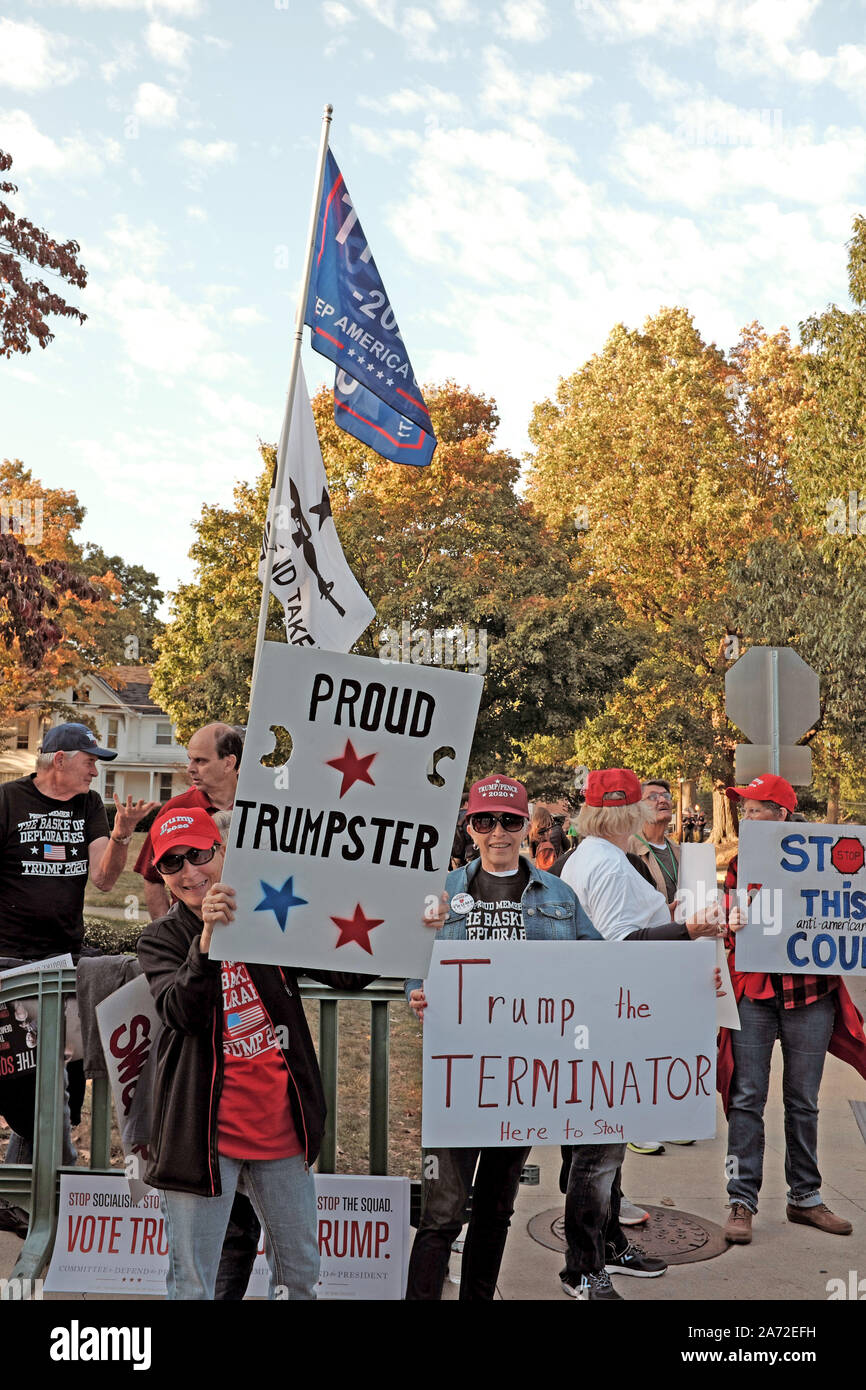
[211,642,481,976]
[735,820,866,975]
[421,941,717,1147]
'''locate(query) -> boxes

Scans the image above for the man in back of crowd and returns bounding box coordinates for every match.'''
[405,775,602,1301]
[628,779,680,907]
[134,723,242,920]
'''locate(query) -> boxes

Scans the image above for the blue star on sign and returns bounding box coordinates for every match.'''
[254,877,308,932]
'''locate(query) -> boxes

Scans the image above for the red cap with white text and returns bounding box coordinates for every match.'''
[725,775,797,813]
[465,776,529,818]
[150,807,221,860]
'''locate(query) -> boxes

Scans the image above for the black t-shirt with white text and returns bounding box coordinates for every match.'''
[462,861,531,941]
[0,776,109,960]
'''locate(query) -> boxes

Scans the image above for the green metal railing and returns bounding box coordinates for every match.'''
[0,967,412,1292]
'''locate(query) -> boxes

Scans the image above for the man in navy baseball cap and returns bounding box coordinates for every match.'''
[40,722,117,761]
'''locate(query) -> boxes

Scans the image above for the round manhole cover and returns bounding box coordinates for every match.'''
[527,1205,729,1263]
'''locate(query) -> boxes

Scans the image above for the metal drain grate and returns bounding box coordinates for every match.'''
[527,1205,730,1264]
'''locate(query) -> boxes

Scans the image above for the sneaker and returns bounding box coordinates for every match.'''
[666,1139,695,1145]
[560,1269,623,1301]
[605,1241,667,1278]
[786,1203,852,1236]
[619,1196,650,1226]
[627,1141,665,1155]
[723,1202,753,1243]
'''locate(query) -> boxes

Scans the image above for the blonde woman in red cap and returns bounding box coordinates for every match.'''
[719,775,866,1245]
[558,768,728,1299]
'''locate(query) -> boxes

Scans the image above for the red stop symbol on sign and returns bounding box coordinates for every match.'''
[831,837,865,875]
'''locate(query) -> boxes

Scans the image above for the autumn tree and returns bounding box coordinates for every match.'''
[0,150,87,356]
[152,381,642,780]
[526,309,804,838]
[0,460,119,722]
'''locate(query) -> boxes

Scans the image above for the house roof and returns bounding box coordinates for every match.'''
[102,666,164,715]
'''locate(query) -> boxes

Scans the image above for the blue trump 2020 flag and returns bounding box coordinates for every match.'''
[304,150,435,466]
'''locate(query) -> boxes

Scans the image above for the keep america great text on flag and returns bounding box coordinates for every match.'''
[304,150,436,467]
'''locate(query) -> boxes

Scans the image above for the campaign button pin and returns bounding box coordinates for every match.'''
[450,892,474,915]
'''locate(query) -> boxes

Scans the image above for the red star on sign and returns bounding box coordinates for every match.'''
[326,739,377,797]
[331,904,384,955]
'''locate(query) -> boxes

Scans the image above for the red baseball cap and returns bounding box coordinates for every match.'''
[725,774,797,814]
[465,776,529,818]
[150,807,222,861]
[584,768,642,807]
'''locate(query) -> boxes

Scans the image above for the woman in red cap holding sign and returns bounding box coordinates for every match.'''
[719,775,866,1244]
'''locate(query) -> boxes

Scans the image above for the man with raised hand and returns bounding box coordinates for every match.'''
[134,723,242,921]
[405,774,602,1301]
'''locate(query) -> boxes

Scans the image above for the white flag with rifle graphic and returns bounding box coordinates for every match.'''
[259,364,375,652]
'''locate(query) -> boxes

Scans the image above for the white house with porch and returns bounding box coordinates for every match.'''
[0,667,189,805]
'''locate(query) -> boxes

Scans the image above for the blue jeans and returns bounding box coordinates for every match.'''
[406,1146,531,1300]
[726,992,835,1212]
[160,1153,318,1300]
[561,1142,627,1278]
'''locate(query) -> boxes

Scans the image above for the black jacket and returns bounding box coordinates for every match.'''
[138,900,370,1196]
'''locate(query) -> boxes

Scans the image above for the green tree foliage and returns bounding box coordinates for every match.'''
[77,544,165,664]
[152,381,641,776]
[526,309,802,837]
[730,218,866,820]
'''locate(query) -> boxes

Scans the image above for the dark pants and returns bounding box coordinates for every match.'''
[213,1193,261,1301]
[561,1143,628,1279]
[406,1146,530,1300]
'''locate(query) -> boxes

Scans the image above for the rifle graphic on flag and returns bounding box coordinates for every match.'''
[304,149,436,468]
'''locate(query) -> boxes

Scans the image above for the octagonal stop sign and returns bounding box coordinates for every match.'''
[725,648,820,744]
[831,837,865,875]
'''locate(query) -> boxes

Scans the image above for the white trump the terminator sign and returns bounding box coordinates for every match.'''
[210,642,481,976]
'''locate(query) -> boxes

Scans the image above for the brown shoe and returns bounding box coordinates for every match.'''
[786,1203,852,1235]
[723,1203,753,1243]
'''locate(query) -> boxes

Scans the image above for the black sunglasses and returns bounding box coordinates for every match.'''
[469,812,527,833]
[155,845,217,876]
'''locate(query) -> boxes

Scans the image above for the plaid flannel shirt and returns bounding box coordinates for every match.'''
[723,855,837,1009]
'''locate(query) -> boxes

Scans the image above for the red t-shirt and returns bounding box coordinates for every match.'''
[217,961,302,1161]
[134,787,215,884]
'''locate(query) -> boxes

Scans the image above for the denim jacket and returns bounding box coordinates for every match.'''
[406,855,601,997]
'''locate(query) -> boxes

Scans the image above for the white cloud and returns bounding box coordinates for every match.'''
[494,0,550,42]
[186,204,208,221]
[360,84,462,115]
[100,40,137,83]
[480,47,593,121]
[178,138,237,165]
[88,271,245,380]
[322,1,357,26]
[145,19,193,68]
[0,18,78,91]
[133,81,178,126]
[229,306,266,325]
[52,0,202,12]
[0,108,120,177]
[436,0,477,19]
[202,34,232,51]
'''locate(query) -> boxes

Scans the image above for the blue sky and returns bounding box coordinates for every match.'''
[2,0,865,605]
